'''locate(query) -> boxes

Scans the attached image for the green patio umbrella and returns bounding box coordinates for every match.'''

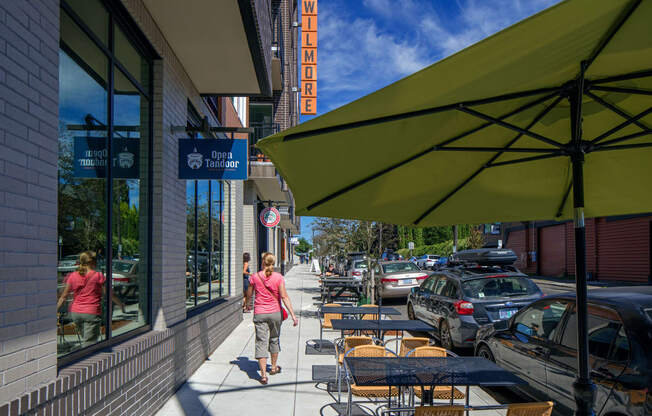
[258,0,651,414]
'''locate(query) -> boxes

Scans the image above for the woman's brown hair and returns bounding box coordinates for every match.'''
[243,252,250,263]
[77,251,97,276]
[262,252,275,277]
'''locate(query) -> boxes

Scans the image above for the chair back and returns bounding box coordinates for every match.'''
[415,405,465,416]
[399,337,430,356]
[507,402,554,416]
[361,304,379,320]
[346,345,393,358]
[343,336,373,352]
[407,345,447,358]
[322,303,342,327]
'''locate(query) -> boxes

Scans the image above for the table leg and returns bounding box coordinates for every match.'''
[465,385,470,416]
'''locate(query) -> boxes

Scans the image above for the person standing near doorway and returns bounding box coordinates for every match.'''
[242,252,252,312]
[245,252,298,384]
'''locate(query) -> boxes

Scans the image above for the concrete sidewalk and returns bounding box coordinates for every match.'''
[155,265,506,416]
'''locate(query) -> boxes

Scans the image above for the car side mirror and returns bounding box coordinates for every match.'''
[410,287,417,295]
[493,320,509,331]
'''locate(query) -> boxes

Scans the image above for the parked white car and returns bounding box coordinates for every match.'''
[415,254,440,269]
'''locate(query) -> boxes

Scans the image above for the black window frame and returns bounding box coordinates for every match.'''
[185,102,230,311]
[58,0,157,367]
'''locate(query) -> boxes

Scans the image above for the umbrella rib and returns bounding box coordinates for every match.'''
[590,69,652,85]
[589,105,652,144]
[456,107,564,148]
[487,153,564,168]
[282,86,561,142]
[593,130,652,148]
[438,146,558,153]
[589,85,652,97]
[556,183,573,219]
[593,142,652,151]
[582,0,642,72]
[303,93,561,212]
[413,96,563,225]
[585,90,652,132]
[437,91,561,148]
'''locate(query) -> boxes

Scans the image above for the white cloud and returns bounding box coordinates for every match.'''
[314,0,561,114]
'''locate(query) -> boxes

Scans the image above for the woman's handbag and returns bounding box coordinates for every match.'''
[256,272,288,321]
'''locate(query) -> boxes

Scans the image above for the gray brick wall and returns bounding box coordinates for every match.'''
[0,0,59,403]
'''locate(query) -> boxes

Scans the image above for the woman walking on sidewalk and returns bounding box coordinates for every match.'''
[245,252,298,384]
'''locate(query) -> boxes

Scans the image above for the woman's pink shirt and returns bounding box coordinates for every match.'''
[249,272,284,314]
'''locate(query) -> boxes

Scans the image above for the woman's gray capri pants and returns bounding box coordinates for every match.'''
[253,311,282,358]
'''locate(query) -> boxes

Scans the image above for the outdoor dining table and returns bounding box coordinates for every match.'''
[320,278,365,303]
[331,319,434,339]
[343,356,526,416]
[320,306,401,317]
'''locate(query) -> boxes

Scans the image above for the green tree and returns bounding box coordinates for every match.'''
[295,237,312,254]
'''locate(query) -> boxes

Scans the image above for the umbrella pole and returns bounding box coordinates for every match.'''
[570,81,596,416]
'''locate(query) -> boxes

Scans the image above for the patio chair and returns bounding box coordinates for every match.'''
[407,346,465,401]
[361,304,402,338]
[319,303,342,343]
[383,336,430,356]
[506,402,554,416]
[344,345,398,398]
[414,405,465,416]
[336,336,374,365]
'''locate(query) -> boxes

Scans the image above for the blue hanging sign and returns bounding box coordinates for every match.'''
[178,139,248,180]
[73,137,139,179]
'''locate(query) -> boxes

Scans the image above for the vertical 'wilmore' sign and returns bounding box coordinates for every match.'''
[301,0,317,115]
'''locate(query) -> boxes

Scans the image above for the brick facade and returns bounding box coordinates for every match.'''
[0,0,60,404]
[0,0,250,413]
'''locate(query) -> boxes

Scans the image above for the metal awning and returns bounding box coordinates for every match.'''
[143,0,272,96]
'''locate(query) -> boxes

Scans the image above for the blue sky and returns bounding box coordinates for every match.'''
[297,0,561,242]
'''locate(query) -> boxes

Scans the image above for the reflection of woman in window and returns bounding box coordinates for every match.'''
[56,251,125,347]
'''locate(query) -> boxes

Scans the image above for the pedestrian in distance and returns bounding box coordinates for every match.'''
[245,252,298,384]
[242,252,252,312]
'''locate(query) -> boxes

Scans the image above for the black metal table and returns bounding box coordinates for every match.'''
[321,306,401,316]
[320,278,364,303]
[343,356,526,416]
[331,319,434,339]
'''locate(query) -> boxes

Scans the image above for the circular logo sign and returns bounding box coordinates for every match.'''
[260,207,281,228]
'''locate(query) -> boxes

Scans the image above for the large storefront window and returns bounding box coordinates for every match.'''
[185,105,231,308]
[57,0,152,358]
[186,180,230,308]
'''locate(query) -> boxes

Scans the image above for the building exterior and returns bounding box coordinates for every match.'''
[0,0,297,414]
[245,0,301,274]
[490,215,652,283]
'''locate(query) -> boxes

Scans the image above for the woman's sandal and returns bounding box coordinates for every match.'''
[259,375,268,385]
[269,366,282,375]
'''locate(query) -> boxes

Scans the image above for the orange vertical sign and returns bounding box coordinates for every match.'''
[301,0,317,115]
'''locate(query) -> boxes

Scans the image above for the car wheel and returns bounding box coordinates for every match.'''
[476,344,495,362]
[439,320,453,351]
[407,303,415,320]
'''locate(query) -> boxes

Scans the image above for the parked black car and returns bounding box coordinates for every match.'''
[407,250,543,349]
[474,287,652,416]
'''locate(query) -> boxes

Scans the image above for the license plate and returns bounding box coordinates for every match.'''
[499,308,518,319]
[400,279,415,285]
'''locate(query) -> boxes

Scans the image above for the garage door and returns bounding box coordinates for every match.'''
[539,225,566,277]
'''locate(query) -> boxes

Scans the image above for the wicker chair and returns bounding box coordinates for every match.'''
[407,346,466,400]
[399,337,431,356]
[507,402,554,416]
[336,336,374,364]
[344,345,399,398]
[414,405,465,416]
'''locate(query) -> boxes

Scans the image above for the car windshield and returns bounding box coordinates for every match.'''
[462,276,539,299]
[112,261,134,273]
[382,262,419,273]
[354,260,368,269]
